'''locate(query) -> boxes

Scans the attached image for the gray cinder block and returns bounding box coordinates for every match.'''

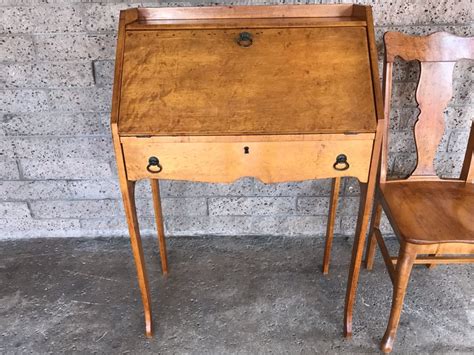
[0,1,472,239]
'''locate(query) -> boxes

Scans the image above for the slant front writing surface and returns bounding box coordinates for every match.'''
[118,26,376,136]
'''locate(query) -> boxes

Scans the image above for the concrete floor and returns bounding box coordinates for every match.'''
[0,236,472,354]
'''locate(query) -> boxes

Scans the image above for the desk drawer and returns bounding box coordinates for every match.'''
[121,136,374,183]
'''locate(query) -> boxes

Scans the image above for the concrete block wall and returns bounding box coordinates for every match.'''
[0,0,472,239]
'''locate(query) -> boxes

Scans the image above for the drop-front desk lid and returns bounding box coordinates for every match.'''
[116,6,379,136]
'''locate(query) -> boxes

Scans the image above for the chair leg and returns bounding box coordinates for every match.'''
[322,177,341,275]
[380,243,417,353]
[150,179,168,275]
[426,253,438,269]
[365,200,383,270]
[121,180,153,337]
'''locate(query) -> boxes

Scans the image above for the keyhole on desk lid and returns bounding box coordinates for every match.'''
[244,146,250,154]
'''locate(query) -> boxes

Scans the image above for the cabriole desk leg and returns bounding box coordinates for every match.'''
[120,179,154,337]
[343,122,382,337]
[343,182,374,336]
[150,179,168,275]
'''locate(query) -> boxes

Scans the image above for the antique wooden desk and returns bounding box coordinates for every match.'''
[111,5,383,338]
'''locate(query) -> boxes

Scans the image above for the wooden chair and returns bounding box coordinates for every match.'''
[363,32,474,353]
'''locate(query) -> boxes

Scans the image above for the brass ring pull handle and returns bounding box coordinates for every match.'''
[333,154,350,171]
[147,156,163,173]
[237,32,253,47]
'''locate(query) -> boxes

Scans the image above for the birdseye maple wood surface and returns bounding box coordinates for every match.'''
[118,26,376,136]
[111,4,384,348]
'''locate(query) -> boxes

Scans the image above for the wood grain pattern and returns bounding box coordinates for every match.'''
[344,119,384,338]
[379,60,393,183]
[391,256,474,264]
[354,5,384,124]
[380,181,474,244]
[135,4,354,20]
[121,133,374,143]
[111,10,137,125]
[364,197,383,270]
[411,242,474,255]
[150,179,168,275]
[411,61,456,177]
[322,177,341,275]
[122,138,374,183]
[118,27,376,136]
[127,17,367,30]
[384,31,474,63]
[374,227,396,283]
[380,243,417,353]
[111,124,153,337]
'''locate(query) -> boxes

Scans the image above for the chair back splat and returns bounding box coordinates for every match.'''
[381,32,474,182]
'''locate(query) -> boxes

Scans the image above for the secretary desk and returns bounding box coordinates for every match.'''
[111,4,384,338]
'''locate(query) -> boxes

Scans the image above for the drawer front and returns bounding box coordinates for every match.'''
[122,138,374,183]
[119,26,376,136]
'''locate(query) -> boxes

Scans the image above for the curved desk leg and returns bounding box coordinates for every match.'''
[121,179,153,337]
[322,177,341,275]
[344,121,383,337]
[343,182,374,337]
[150,179,168,275]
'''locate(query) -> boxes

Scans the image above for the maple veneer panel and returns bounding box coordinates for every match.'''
[118,26,376,136]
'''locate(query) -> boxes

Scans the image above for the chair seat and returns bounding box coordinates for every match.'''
[380,181,474,245]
